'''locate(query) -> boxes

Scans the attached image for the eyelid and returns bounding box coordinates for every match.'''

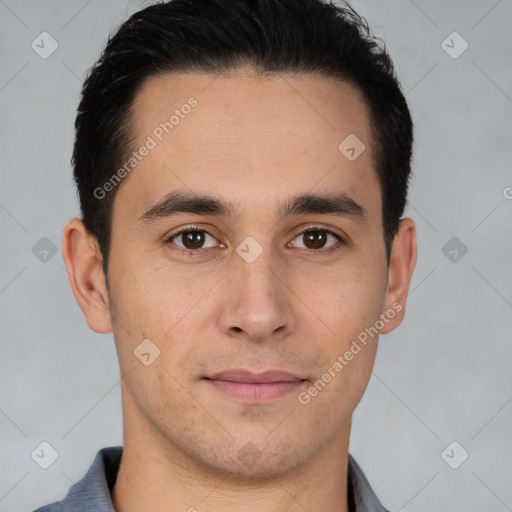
[291,222,347,242]
[165,225,221,247]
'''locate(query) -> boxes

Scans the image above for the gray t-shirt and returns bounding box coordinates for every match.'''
[32,446,390,512]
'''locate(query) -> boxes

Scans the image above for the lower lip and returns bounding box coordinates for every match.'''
[205,379,305,402]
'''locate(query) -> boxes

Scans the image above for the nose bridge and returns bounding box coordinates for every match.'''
[235,239,281,305]
[221,238,293,341]
[243,242,277,284]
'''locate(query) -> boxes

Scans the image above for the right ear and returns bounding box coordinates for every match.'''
[62,218,113,334]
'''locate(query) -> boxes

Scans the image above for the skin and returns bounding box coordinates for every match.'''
[62,68,416,512]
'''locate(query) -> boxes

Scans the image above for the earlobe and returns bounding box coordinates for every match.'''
[62,218,113,334]
[379,217,417,334]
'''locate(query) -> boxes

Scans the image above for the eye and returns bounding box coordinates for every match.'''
[166,227,223,252]
[289,228,343,252]
[165,225,345,256]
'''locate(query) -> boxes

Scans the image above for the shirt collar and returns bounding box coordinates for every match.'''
[347,453,390,512]
[39,446,389,512]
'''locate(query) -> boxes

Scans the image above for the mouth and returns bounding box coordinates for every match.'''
[203,369,307,403]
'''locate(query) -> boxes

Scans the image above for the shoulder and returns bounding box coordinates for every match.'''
[348,453,392,512]
[30,446,123,512]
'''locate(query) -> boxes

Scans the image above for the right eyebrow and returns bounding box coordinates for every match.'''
[136,190,234,228]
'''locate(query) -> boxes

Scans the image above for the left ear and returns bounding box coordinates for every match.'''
[379,217,417,334]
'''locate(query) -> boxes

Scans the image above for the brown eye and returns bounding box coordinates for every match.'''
[181,231,206,249]
[303,230,328,249]
[169,229,218,251]
[290,229,342,251]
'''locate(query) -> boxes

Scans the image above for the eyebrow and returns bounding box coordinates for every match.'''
[136,189,367,227]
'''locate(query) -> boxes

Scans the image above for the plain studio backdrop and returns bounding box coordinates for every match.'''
[1,1,511,511]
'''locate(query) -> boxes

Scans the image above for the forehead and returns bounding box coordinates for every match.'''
[113,69,380,224]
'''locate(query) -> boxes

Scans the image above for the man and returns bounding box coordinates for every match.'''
[35,0,416,510]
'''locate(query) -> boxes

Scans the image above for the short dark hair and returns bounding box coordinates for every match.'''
[73,0,413,277]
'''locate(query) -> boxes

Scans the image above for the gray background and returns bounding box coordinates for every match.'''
[1,0,511,511]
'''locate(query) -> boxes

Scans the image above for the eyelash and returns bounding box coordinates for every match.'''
[164,225,346,257]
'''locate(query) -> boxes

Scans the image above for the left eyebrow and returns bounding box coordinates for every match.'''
[275,191,367,225]
[135,189,368,228]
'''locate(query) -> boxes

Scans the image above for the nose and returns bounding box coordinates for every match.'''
[218,246,296,344]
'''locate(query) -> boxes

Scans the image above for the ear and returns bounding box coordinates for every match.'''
[379,217,417,334]
[62,218,113,334]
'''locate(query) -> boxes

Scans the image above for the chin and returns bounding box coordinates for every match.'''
[190,436,315,481]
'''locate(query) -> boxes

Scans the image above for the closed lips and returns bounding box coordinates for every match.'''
[205,369,306,383]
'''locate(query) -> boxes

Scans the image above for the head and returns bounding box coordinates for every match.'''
[63,0,416,479]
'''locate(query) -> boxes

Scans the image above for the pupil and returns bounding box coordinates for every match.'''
[305,230,326,249]
[185,231,204,249]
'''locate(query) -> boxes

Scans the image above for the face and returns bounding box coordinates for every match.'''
[66,69,416,479]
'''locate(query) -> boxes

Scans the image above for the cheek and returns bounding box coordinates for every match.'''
[291,257,386,407]
[294,258,387,341]
[109,257,191,334]
[108,259,222,381]
[295,273,383,428]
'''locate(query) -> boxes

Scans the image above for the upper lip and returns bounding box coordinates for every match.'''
[206,369,305,383]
